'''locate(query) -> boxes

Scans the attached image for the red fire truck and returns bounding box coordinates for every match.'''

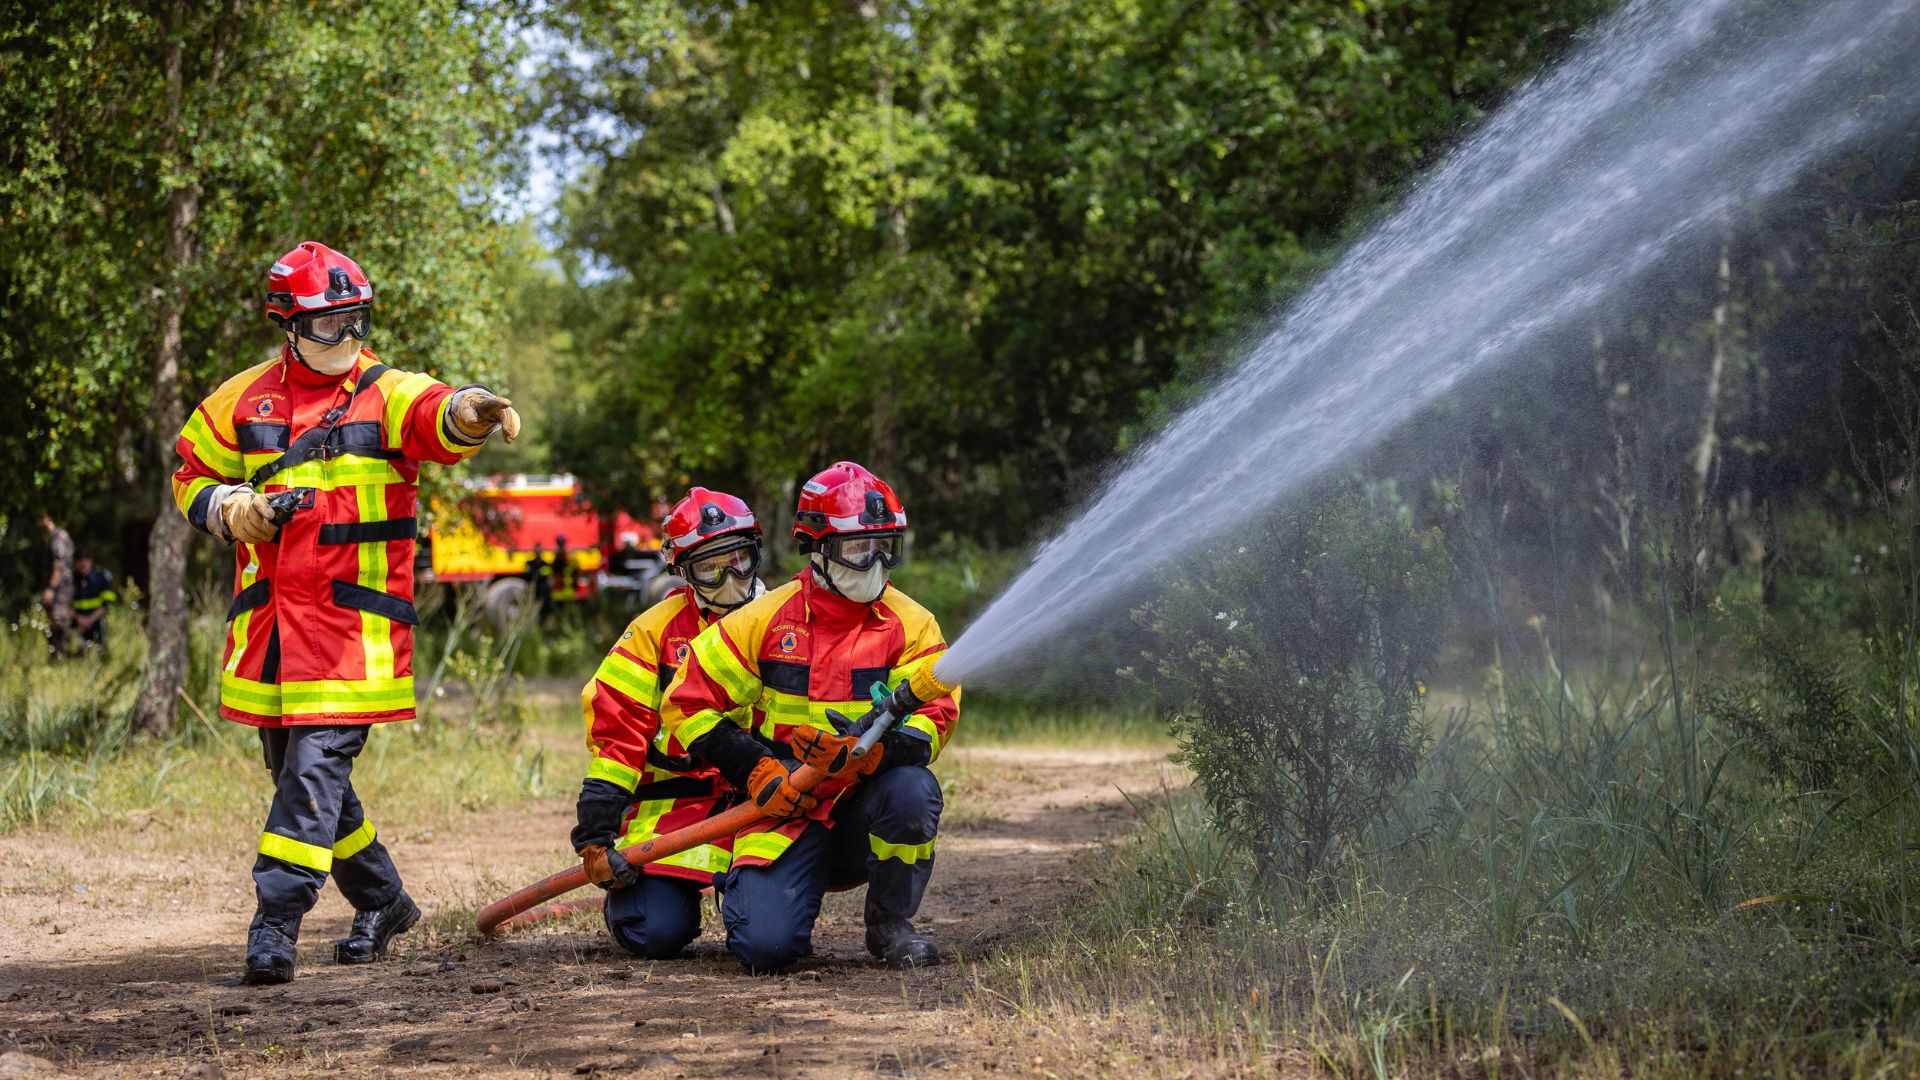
[416,474,675,623]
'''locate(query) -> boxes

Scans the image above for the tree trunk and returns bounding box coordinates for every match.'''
[130,3,203,738]
[1681,231,1732,610]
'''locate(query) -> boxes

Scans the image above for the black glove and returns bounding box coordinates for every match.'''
[687,721,773,790]
[879,729,933,770]
[572,778,631,853]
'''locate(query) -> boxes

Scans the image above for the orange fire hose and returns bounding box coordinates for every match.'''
[476,663,956,938]
[474,762,829,936]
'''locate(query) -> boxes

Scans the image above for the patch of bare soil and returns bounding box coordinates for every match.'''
[0,746,1169,1077]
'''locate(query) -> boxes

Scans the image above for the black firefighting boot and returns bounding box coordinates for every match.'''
[244,911,302,985]
[865,917,939,969]
[333,890,420,964]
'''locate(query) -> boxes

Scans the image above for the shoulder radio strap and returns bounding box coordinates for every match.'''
[247,362,392,489]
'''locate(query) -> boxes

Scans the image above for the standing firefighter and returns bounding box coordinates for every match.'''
[172,241,522,985]
[573,488,766,957]
[662,461,959,972]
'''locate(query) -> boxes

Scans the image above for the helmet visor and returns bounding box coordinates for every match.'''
[296,305,371,346]
[825,533,901,571]
[681,538,761,588]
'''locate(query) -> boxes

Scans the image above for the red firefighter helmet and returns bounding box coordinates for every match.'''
[793,462,907,570]
[265,241,374,345]
[661,488,762,586]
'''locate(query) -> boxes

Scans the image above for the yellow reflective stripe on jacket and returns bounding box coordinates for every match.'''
[587,755,642,793]
[181,409,243,477]
[272,456,406,492]
[433,393,482,457]
[690,624,761,705]
[904,714,941,743]
[675,707,728,747]
[593,650,660,709]
[224,560,263,679]
[869,834,934,864]
[259,831,332,872]
[355,482,395,681]
[221,672,282,717]
[73,593,116,612]
[281,676,414,715]
[332,820,377,860]
[620,798,731,874]
[382,371,439,449]
[761,690,872,733]
[174,474,219,519]
[733,830,795,863]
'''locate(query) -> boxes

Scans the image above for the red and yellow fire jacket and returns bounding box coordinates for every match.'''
[171,347,483,726]
[661,568,959,868]
[580,585,752,883]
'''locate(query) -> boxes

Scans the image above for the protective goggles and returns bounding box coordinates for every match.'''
[679,537,761,588]
[293,304,372,346]
[822,532,902,572]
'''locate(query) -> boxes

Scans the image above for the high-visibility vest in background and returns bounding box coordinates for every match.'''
[171,347,484,727]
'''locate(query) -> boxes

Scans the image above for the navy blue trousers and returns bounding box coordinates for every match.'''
[603,874,706,959]
[718,765,942,973]
[253,726,403,921]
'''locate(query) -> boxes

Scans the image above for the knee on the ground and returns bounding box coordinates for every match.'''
[727,923,809,973]
[864,764,944,836]
[605,903,699,960]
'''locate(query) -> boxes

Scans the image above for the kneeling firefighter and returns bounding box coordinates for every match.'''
[172,241,521,984]
[572,488,767,957]
[662,462,960,972]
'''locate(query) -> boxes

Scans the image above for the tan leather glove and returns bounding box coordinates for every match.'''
[451,390,521,444]
[220,489,280,545]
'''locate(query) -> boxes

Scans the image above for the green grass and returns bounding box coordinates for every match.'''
[970,670,1920,1078]
[954,691,1169,748]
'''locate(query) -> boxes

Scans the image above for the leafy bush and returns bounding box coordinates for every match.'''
[1698,627,1864,790]
[1137,481,1448,891]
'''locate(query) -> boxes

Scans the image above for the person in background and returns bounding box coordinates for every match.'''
[572,488,767,957]
[526,542,554,618]
[70,550,119,648]
[554,534,573,600]
[39,515,74,657]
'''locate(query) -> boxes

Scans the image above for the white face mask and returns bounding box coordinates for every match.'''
[289,331,361,376]
[694,573,761,612]
[813,552,888,603]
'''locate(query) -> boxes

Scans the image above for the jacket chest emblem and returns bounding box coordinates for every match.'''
[777,631,799,654]
[672,641,690,665]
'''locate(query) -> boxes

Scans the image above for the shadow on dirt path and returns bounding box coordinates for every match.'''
[0,746,1173,1077]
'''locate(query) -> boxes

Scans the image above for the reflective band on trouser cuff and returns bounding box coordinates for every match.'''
[260,831,333,872]
[587,756,642,792]
[222,673,282,718]
[333,820,377,860]
[869,834,935,864]
[690,626,759,704]
[732,830,795,863]
[282,676,414,716]
[593,651,660,709]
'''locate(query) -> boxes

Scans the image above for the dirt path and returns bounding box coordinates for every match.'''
[0,745,1170,1077]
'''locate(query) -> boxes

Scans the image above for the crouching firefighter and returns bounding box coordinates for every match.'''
[172,241,522,984]
[572,488,768,957]
[662,461,960,972]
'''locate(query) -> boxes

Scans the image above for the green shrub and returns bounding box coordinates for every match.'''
[1697,626,1865,790]
[1137,481,1449,891]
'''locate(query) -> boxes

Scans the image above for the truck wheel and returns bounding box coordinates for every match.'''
[484,576,533,628]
